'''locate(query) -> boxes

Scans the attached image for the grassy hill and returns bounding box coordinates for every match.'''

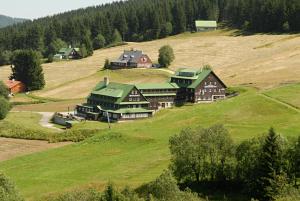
[0,14,28,28]
[1,30,300,102]
[0,85,300,200]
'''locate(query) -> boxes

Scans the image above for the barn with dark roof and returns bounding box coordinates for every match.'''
[110,50,152,69]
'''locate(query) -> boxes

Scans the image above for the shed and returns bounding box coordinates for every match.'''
[195,20,217,32]
[5,80,26,94]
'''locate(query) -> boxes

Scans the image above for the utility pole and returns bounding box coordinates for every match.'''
[106,111,111,129]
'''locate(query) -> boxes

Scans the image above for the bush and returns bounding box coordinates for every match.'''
[104,58,110,69]
[158,45,175,68]
[93,34,106,49]
[0,81,9,99]
[0,97,11,120]
[0,173,24,201]
[0,50,12,66]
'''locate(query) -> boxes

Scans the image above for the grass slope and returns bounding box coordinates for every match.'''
[0,87,300,200]
[1,30,300,97]
[264,83,300,109]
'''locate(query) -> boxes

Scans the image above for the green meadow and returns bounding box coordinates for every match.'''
[0,85,300,200]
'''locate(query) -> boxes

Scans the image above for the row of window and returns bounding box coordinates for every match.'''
[129,97,140,102]
[122,113,149,119]
[77,107,94,113]
[141,89,177,93]
[205,81,217,86]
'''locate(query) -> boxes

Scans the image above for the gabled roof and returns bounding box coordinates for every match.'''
[171,68,225,89]
[195,20,217,28]
[57,47,79,56]
[136,82,179,90]
[113,50,145,63]
[188,69,212,88]
[5,80,24,89]
[90,81,136,104]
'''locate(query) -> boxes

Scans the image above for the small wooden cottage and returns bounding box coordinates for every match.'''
[110,50,152,69]
[54,47,81,60]
[5,80,26,94]
[195,20,217,32]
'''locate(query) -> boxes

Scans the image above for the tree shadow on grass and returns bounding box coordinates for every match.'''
[180,181,251,201]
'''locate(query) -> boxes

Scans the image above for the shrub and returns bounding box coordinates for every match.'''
[104,58,111,69]
[93,34,106,49]
[0,173,24,201]
[158,45,175,68]
[0,81,9,99]
[0,97,11,120]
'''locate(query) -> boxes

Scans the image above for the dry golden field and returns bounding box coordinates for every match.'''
[0,30,299,100]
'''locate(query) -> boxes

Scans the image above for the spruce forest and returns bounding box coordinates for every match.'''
[0,0,299,64]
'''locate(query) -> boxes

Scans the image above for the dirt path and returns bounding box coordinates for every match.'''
[37,112,62,131]
[0,137,72,162]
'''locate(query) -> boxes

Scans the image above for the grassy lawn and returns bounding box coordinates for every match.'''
[0,87,300,200]
[264,83,300,109]
[33,69,171,100]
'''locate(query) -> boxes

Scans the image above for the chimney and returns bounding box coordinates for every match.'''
[104,77,109,86]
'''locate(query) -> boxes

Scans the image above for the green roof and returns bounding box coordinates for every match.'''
[92,88,123,98]
[195,20,217,28]
[136,82,179,90]
[188,69,212,89]
[91,81,136,104]
[57,47,79,56]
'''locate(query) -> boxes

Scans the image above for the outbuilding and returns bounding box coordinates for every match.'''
[195,20,217,32]
[5,80,26,94]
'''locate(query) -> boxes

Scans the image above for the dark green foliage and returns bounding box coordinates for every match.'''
[0,173,24,201]
[160,22,173,38]
[138,170,201,201]
[11,50,45,91]
[0,81,9,99]
[0,0,298,64]
[169,125,235,183]
[81,31,93,56]
[47,54,54,63]
[158,45,175,68]
[0,50,12,66]
[104,58,111,70]
[47,38,67,57]
[255,128,287,201]
[79,44,88,58]
[44,188,102,201]
[112,29,123,44]
[93,34,106,50]
[0,97,11,120]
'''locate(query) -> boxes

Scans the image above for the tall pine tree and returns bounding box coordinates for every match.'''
[11,50,45,91]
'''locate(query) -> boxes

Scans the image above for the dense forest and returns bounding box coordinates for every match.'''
[0,0,299,64]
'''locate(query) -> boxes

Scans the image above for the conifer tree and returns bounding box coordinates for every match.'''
[255,128,287,201]
[11,50,45,91]
[112,29,123,44]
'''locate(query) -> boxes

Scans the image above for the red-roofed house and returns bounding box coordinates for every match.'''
[5,80,26,94]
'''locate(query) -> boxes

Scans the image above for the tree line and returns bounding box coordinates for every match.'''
[169,125,300,201]
[0,0,299,65]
